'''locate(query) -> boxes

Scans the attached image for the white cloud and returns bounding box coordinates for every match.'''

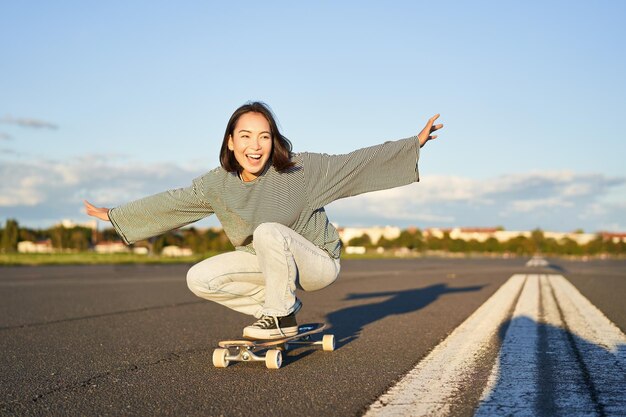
[0,188,44,206]
[561,183,592,197]
[0,115,58,129]
[508,197,574,213]
[1,158,624,232]
[0,155,205,226]
[327,171,626,232]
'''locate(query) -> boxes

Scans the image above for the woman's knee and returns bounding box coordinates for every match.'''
[186,263,206,296]
[187,251,263,295]
[253,222,287,249]
[300,272,338,292]
[299,259,341,291]
[186,262,224,295]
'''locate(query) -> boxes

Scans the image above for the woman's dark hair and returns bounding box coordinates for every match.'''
[220,101,295,173]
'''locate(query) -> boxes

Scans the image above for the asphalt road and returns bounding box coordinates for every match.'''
[1,257,624,416]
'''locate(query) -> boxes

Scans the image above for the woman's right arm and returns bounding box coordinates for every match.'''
[84,178,214,244]
[84,200,111,222]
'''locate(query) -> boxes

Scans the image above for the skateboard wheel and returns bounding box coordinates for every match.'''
[265,349,282,369]
[322,334,335,351]
[212,348,230,368]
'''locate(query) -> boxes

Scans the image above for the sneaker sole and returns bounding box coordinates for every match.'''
[243,326,299,340]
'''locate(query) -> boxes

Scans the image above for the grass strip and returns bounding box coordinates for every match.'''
[0,252,225,266]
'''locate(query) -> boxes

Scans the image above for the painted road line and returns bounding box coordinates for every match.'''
[476,275,604,416]
[365,275,626,417]
[478,275,626,416]
[539,275,598,416]
[475,275,541,417]
[364,274,526,416]
[550,274,626,361]
[549,275,626,415]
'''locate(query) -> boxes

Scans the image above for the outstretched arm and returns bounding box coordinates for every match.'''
[418,114,443,148]
[82,179,214,244]
[303,113,444,209]
[84,200,111,222]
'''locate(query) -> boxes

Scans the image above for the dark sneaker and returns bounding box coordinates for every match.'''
[292,298,303,315]
[243,306,300,340]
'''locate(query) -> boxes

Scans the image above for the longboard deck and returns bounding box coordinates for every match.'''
[218,323,325,348]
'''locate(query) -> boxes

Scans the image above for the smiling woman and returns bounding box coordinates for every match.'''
[228,112,273,181]
[84,101,443,340]
[220,102,295,182]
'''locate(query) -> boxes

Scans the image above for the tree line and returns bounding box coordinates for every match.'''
[348,229,625,256]
[0,219,233,254]
[1,219,623,256]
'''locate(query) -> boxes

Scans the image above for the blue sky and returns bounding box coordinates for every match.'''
[1,1,625,232]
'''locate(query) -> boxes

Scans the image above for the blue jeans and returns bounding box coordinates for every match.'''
[186,223,341,318]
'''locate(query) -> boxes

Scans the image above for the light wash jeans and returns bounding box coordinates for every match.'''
[186,222,341,318]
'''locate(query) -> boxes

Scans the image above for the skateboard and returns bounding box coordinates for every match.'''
[212,323,335,369]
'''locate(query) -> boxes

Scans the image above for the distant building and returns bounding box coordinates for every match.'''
[345,246,366,255]
[94,241,129,254]
[425,227,513,242]
[17,240,54,253]
[543,231,596,246]
[161,246,193,257]
[492,230,532,242]
[58,219,98,230]
[424,227,597,245]
[132,247,149,255]
[600,232,626,244]
[94,242,152,255]
[337,226,401,245]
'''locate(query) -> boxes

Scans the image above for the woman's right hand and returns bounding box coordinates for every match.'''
[83,200,111,222]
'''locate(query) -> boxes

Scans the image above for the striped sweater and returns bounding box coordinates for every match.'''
[109,136,421,259]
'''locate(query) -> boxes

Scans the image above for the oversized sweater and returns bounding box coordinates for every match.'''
[108,136,421,259]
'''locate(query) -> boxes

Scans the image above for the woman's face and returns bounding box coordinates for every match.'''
[228,112,273,182]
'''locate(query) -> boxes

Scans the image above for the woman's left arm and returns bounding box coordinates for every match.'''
[303,114,443,209]
[418,114,443,148]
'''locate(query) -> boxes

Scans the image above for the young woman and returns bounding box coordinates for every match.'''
[84,101,443,340]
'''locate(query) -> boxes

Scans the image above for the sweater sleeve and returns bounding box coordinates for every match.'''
[108,177,213,244]
[302,136,420,209]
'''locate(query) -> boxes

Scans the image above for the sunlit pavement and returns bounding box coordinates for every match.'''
[1,258,624,416]
[366,274,626,416]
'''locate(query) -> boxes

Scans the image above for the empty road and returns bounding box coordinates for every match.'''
[1,257,624,416]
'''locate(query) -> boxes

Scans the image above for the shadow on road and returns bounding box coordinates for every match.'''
[547,262,567,272]
[476,316,626,416]
[326,283,483,347]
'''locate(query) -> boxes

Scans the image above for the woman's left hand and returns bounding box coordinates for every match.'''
[418,114,443,148]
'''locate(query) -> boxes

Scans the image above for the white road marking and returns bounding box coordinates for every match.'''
[549,275,626,416]
[538,275,598,415]
[364,274,526,416]
[475,275,541,417]
[364,275,626,417]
